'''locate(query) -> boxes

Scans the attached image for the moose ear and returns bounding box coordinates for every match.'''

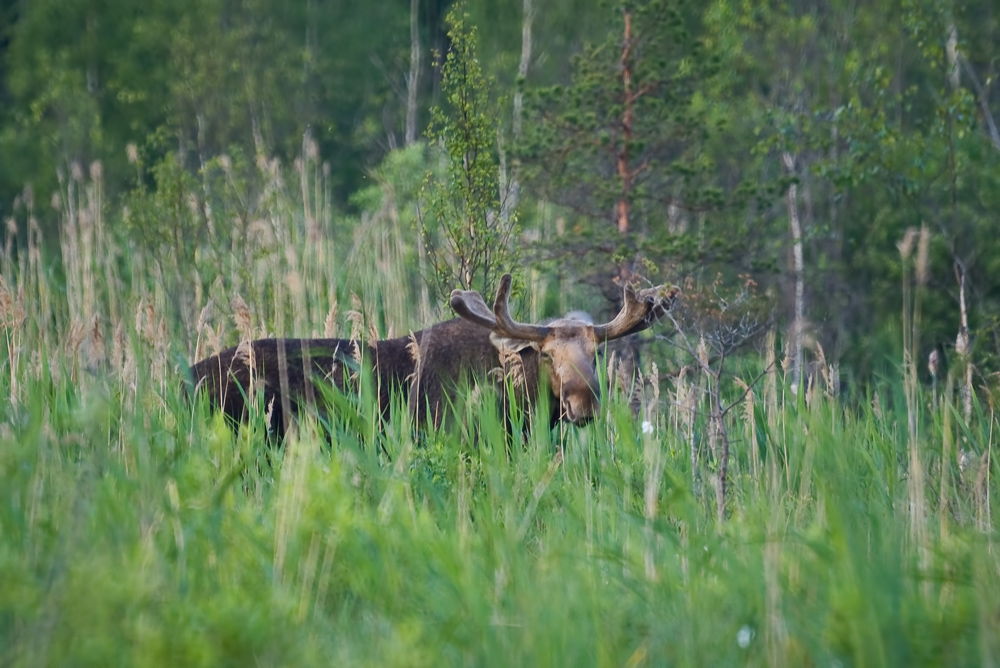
[489,332,538,354]
[451,289,498,329]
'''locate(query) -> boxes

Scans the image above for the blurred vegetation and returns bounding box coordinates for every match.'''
[1,0,1000,662]
[1,0,997,376]
[0,161,998,663]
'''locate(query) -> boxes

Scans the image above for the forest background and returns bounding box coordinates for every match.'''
[1,0,998,385]
[2,1,1000,665]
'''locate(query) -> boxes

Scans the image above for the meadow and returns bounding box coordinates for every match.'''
[1,157,997,667]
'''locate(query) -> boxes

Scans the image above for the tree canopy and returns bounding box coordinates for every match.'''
[1,0,998,384]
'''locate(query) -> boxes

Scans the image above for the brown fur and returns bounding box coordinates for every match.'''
[189,318,544,436]
[189,276,678,437]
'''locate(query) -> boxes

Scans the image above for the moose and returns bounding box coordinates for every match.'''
[189,274,678,436]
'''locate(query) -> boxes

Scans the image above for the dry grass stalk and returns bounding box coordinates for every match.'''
[405,332,422,386]
[2,217,16,279]
[349,341,363,382]
[975,418,992,532]
[763,328,778,434]
[231,294,252,340]
[606,350,618,405]
[347,293,364,342]
[694,335,723,511]
[194,300,214,364]
[0,273,25,406]
[643,430,665,581]
[668,364,684,433]
[696,336,709,370]
[802,340,839,408]
[616,355,642,414]
[231,294,257,419]
[85,314,106,372]
[674,367,699,495]
[955,267,973,422]
[66,318,87,385]
[644,361,660,428]
[323,300,338,338]
[736,377,760,481]
[916,225,931,286]
[707,414,722,513]
[131,299,168,411]
[897,226,918,260]
[940,373,955,542]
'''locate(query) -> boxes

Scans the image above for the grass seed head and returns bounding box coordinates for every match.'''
[231,295,252,340]
[406,331,421,366]
[86,314,106,370]
[916,225,931,285]
[697,336,709,369]
[350,341,362,379]
[650,361,660,402]
[323,300,338,337]
[955,326,970,357]
[0,275,15,328]
[347,295,364,341]
[897,227,918,260]
[305,135,319,162]
[197,300,214,334]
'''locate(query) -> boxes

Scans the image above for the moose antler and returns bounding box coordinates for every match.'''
[593,283,679,341]
[450,288,497,329]
[450,275,549,340]
[453,273,678,342]
[492,273,550,341]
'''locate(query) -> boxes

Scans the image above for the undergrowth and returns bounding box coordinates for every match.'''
[0,156,997,667]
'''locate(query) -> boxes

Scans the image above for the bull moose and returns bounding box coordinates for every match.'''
[189,274,677,436]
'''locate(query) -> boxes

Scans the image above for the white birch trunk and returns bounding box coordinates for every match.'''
[501,0,533,224]
[782,151,805,394]
[405,0,420,147]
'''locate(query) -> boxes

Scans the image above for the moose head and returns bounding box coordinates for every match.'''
[450,274,678,424]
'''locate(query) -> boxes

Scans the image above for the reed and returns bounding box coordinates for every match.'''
[0,150,997,667]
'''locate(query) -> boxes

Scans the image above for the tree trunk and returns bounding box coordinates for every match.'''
[405,0,420,147]
[615,8,634,234]
[782,151,805,393]
[502,0,533,223]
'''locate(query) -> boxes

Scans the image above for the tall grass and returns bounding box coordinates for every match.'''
[1,152,998,666]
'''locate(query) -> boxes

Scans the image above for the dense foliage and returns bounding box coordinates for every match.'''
[1,0,999,663]
[3,0,998,375]
[2,157,998,665]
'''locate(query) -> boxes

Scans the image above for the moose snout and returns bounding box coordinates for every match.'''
[558,372,601,424]
[562,393,598,424]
